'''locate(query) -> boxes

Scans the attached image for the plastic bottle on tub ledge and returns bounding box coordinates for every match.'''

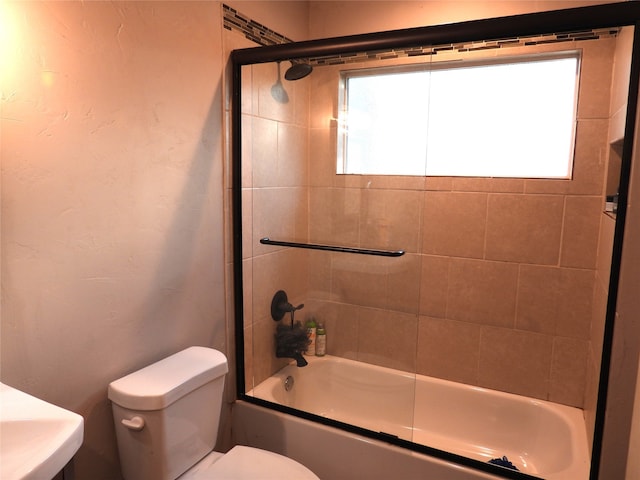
[316,323,326,356]
[305,317,317,356]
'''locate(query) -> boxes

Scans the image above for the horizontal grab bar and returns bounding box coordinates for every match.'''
[260,237,405,257]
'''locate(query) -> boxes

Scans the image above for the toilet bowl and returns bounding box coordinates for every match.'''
[108,347,319,480]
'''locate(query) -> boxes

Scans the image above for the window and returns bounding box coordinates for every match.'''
[337,51,580,178]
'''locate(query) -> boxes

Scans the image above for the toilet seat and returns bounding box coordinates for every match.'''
[179,446,320,480]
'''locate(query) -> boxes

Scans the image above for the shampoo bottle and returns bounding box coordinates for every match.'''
[305,318,317,356]
[316,323,326,356]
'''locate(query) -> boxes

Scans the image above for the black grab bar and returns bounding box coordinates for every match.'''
[259,237,405,257]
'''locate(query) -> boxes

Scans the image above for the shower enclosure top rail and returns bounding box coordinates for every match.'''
[259,237,405,257]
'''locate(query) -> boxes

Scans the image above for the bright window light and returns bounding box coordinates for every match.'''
[338,52,580,178]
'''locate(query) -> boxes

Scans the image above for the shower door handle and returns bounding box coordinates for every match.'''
[260,237,405,257]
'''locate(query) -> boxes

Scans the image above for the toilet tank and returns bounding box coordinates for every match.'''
[108,347,229,480]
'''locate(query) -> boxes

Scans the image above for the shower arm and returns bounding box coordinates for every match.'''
[260,237,405,257]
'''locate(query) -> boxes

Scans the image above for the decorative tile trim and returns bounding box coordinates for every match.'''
[223,4,293,46]
[223,4,619,66]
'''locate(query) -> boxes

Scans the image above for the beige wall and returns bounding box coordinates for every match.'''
[308,0,618,39]
[1,2,226,478]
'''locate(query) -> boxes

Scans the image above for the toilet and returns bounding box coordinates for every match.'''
[108,346,320,480]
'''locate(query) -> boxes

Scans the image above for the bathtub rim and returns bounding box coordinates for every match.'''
[243,354,590,480]
[239,388,543,480]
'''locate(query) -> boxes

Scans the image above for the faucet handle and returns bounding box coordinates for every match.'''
[271,290,304,321]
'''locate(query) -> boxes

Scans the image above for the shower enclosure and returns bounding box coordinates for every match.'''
[230,3,640,479]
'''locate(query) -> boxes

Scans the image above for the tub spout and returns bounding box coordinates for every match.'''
[286,352,308,367]
[275,349,308,367]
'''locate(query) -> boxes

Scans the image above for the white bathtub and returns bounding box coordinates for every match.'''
[245,355,590,479]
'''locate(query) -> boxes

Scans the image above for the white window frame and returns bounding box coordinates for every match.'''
[337,50,581,179]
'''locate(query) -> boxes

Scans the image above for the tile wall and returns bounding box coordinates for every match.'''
[302,37,616,408]
[239,32,622,410]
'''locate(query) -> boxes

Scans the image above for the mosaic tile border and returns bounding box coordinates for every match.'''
[223,4,293,46]
[223,4,619,66]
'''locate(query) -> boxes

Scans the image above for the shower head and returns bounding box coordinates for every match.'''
[284,61,313,81]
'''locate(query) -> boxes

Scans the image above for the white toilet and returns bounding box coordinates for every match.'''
[108,346,320,480]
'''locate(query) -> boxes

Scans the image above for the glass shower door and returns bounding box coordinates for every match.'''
[239,59,419,441]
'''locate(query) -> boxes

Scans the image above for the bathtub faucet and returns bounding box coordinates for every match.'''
[272,290,310,367]
[271,290,304,324]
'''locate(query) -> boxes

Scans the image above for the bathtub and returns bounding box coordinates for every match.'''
[240,355,590,480]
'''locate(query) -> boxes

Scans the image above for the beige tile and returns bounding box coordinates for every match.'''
[561,196,601,268]
[516,265,560,335]
[447,258,518,327]
[386,253,421,314]
[309,127,338,187]
[419,255,450,318]
[609,28,633,119]
[422,191,487,258]
[517,265,594,339]
[478,327,553,400]
[308,250,332,301]
[359,188,422,253]
[330,254,388,309]
[523,178,571,195]
[251,117,278,187]
[451,177,524,194]
[590,280,609,366]
[360,175,426,191]
[425,176,453,191]
[253,187,308,256]
[242,259,253,327]
[292,74,310,127]
[451,177,492,192]
[255,62,296,124]
[309,64,339,129]
[241,188,252,259]
[240,64,253,115]
[549,337,589,407]
[309,187,360,247]
[243,324,254,392]
[251,317,277,386]
[357,308,418,372]
[240,114,253,188]
[569,119,608,196]
[577,36,615,120]
[486,194,564,264]
[251,249,309,322]
[596,213,615,292]
[309,300,359,360]
[584,347,601,451]
[555,268,595,340]
[277,123,308,187]
[490,178,525,194]
[416,316,480,385]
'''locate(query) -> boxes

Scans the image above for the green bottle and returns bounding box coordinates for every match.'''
[305,318,317,356]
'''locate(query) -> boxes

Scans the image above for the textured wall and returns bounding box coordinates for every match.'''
[1,2,225,478]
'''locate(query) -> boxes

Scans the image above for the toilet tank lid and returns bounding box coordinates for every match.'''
[108,347,228,411]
